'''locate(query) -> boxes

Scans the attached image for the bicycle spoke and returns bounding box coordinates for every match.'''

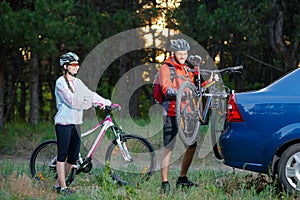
[211,97,227,159]
[176,81,201,146]
[30,140,77,187]
[30,140,58,188]
[105,134,155,186]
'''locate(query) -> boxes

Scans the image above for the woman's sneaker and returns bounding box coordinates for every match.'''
[60,187,75,195]
[176,176,198,188]
[160,181,170,194]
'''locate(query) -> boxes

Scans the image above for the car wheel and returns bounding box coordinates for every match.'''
[278,144,300,194]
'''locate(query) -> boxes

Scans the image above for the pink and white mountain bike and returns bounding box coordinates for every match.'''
[30,104,156,187]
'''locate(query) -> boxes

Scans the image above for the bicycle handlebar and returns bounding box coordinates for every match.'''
[188,54,243,74]
[209,65,243,73]
[189,65,243,74]
[106,104,121,111]
[95,103,121,112]
[230,65,243,71]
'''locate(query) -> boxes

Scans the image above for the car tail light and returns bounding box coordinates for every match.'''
[227,93,244,122]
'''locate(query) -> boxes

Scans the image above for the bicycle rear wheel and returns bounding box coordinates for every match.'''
[210,97,226,159]
[105,134,156,186]
[176,81,201,146]
[29,140,77,187]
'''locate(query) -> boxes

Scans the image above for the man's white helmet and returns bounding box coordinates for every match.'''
[170,39,190,52]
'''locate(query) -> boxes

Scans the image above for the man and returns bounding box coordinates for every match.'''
[159,39,198,194]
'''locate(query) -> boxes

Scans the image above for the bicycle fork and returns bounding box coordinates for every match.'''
[111,126,132,162]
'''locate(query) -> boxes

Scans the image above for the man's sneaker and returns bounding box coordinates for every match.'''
[160,181,170,194]
[176,176,198,188]
[53,185,61,193]
[60,187,75,195]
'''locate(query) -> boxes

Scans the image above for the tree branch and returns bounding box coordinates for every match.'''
[244,53,285,72]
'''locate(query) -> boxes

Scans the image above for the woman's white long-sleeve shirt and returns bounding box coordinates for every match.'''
[54,76,111,125]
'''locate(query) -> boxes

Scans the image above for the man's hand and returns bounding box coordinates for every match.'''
[208,72,220,82]
[213,73,220,82]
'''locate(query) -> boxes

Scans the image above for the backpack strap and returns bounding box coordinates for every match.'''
[165,62,190,82]
[164,62,176,82]
[156,62,176,102]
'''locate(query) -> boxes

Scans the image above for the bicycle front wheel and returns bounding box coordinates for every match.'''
[29,140,77,187]
[105,134,156,186]
[176,81,202,146]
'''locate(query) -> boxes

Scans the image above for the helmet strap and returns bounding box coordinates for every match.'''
[63,65,77,77]
[67,70,77,77]
[174,55,181,65]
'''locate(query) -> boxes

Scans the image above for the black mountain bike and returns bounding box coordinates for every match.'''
[176,55,242,158]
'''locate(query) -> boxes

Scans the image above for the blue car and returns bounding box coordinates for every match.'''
[219,68,300,193]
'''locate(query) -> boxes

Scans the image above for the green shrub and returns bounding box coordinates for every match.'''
[0,121,55,155]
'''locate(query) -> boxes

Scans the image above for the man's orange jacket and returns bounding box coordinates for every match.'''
[158,56,194,116]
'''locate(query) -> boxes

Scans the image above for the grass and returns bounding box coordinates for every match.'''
[0,158,295,200]
[0,120,298,199]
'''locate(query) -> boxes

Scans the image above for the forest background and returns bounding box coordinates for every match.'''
[0,0,299,127]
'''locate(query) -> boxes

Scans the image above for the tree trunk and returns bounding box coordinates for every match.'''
[19,80,26,120]
[269,0,299,70]
[117,56,128,118]
[0,68,4,127]
[6,64,17,121]
[128,52,140,118]
[29,54,39,125]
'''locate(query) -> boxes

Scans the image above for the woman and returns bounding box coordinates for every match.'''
[53,52,111,195]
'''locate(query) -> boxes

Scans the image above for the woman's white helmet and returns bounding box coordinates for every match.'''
[170,39,190,52]
[59,52,79,67]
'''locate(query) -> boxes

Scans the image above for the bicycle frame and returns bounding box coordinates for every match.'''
[201,82,229,122]
[77,105,132,169]
[200,94,213,123]
[81,116,114,158]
